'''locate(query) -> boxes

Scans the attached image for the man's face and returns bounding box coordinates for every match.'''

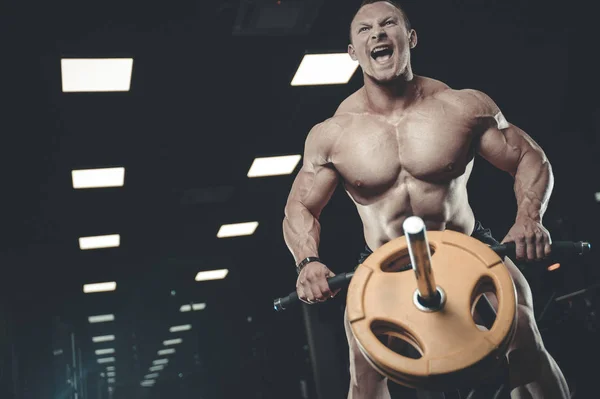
[348,2,414,83]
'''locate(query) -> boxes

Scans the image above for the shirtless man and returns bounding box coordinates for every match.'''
[282,1,570,398]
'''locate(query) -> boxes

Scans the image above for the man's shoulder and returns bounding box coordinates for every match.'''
[304,116,346,158]
[302,119,340,165]
[434,87,499,116]
[307,116,346,145]
[307,98,356,142]
[334,87,367,116]
[416,75,451,97]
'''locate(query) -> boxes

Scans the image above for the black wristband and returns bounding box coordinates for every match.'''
[296,257,321,275]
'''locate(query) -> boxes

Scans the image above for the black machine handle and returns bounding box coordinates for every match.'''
[490,240,591,258]
[273,240,591,312]
[273,272,354,312]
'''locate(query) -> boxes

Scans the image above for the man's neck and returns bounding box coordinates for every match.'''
[363,70,420,115]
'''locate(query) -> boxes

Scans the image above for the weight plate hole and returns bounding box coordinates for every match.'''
[470,276,499,331]
[380,245,436,273]
[371,321,423,359]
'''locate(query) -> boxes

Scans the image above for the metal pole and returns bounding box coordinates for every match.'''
[403,216,438,302]
[302,304,345,399]
[78,347,86,399]
[71,332,78,399]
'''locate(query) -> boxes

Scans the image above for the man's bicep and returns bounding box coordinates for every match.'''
[464,89,545,176]
[286,163,339,219]
[477,122,542,176]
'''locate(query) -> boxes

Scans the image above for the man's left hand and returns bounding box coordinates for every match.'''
[501,216,551,262]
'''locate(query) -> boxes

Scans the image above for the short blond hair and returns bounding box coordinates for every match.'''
[350,0,412,42]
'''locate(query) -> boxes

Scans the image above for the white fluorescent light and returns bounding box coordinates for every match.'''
[72,167,125,189]
[79,234,120,250]
[97,357,115,364]
[291,53,359,86]
[53,349,63,356]
[84,281,117,293]
[195,269,229,281]
[149,365,164,372]
[595,192,600,202]
[158,348,175,356]
[141,380,155,387]
[180,303,206,312]
[217,222,258,238]
[88,314,115,323]
[95,348,115,356]
[247,155,302,177]
[93,335,115,343]
[169,324,192,333]
[61,58,133,92]
[107,366,115,371]
[108,378,115,384]
[153,359,169,365]
[163,338,183,346]
[107,372,115,377]
[145,373,159,379]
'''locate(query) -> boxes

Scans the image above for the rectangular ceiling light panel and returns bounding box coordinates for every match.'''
[72,167,125,189]
[169,324,192,333]
[291,53,359,86]
[217,222,258,238]
[93,335,115,343]
[88,314,115,323]
[61,58,133,92]
[79,234,120,250]
[84,282,117,293]
[95,348,115,356]
[194,269,229,281]
[247,155,301,177]
[180,303,206,312]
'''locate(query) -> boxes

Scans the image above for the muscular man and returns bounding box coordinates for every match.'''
[283,1,569,398]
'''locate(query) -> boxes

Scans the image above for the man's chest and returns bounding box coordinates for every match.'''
[332,106,479,189]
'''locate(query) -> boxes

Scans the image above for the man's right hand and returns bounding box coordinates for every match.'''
[296,262,341,304]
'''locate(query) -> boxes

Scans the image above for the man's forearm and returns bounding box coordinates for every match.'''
[283,203,322,263]
[513,149,554,222]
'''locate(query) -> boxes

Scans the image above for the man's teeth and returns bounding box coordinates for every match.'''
[371,46,392,59]
[371,48,392,62]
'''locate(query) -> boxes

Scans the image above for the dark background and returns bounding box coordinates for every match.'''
[0,0,598,398]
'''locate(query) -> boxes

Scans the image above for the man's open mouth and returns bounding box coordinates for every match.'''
[370,45,394,63]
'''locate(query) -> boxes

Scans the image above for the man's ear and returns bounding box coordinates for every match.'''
[408,29,418,49]
[348,44,357,61]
